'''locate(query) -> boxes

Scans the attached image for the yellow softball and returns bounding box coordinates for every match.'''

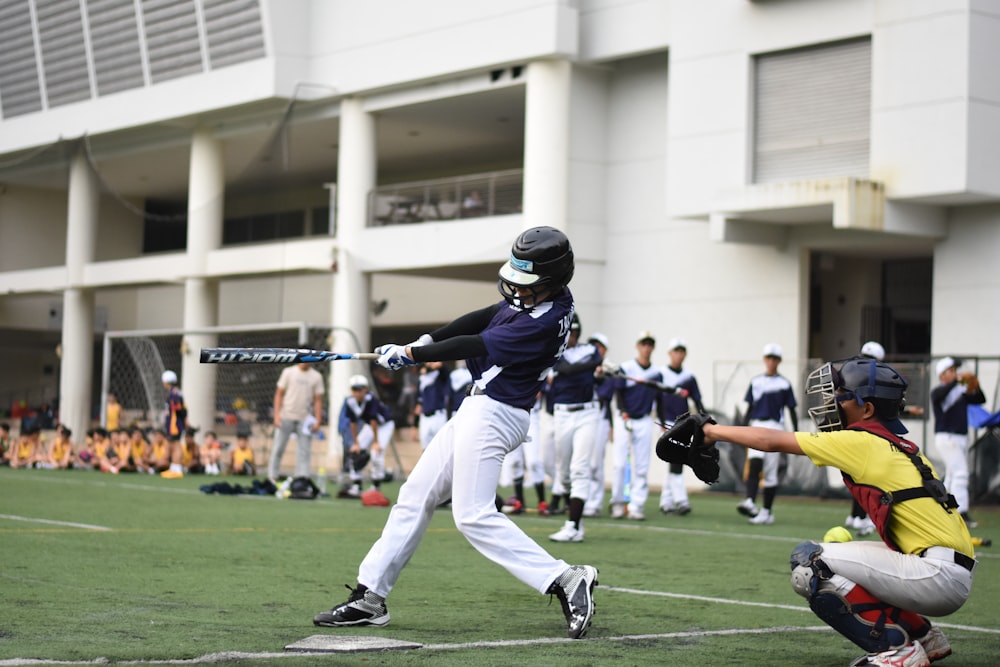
[823,526,853,543]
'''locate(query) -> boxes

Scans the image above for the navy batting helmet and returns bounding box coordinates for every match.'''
[497,226,574,310]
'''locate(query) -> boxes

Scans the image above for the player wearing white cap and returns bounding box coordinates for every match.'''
[736,343,798,525]
[584,333,612,517]
[657,338,704,515]
[608,331,662,520]
[314,226,598,639]
[931,356,986,528]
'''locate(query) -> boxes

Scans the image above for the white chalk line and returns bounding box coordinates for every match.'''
[0,514,110,531]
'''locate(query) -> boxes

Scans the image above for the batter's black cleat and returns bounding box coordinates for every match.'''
[313,584,390,627]
[547,565,598,639]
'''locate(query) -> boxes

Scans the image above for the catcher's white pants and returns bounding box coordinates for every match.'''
[357,394,569,598]
[418,409,447,451]
[349,422,393,483]
[934,432,970,513]
[585,417,612,514]
[746,419,783,488]
[814,541,974,617]
[553,404,599,500]
[611,414,653,514]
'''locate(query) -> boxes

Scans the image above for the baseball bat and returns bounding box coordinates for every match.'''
[200,347,379,364]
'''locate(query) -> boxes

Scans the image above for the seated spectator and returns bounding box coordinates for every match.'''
[88,428,114,472]
[74,431,97,470]
[9,425,39,468]
[462,189,485,216]
[201,430,224,476]
[148,429,171,473]
[129,426,153,474]
[100,429,131,473]
[39,425,74,469]
[112,429,137,473]
[227,425,256,476]
[0,422,11,466]
[182,427,204,474]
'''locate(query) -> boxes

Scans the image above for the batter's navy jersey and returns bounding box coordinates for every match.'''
[418,368,451,414]
[614,361,662,417]
[468,290,574,411]
[745,373,797,424]
[658,366,701,422]
[549,342,603,405]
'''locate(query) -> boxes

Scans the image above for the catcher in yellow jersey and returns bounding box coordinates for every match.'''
[699,358,974,667]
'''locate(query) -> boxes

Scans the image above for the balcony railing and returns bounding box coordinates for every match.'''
[368,169,523,227]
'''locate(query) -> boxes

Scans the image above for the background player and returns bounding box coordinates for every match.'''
[159,370,187,478]
[736,343,798,525]
[656,338,703,515]
[313,226,597,639]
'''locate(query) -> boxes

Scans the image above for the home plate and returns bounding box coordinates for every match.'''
[285,634,423,653]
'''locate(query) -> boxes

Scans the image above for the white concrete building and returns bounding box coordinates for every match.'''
[1,0,998,458]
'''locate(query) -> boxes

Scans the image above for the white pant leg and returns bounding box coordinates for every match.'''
[523,419,545,486]
[499,444,524,487]
[817,541,973,617]
[419,410,446,451]
[569,409,599,500]
[627,416,653,514]
[586,418,610,513]
[449,397,568,593]
[295,430,313,478]
[935,432,970,513]
[610,416,631,504]
[669,472,689,506]
[553,410,575,492]
[539,410,557,492]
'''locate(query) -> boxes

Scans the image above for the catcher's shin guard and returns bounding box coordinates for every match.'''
[810,587,911,654]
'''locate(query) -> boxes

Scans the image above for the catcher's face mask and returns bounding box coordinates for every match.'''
[806,363,849,432]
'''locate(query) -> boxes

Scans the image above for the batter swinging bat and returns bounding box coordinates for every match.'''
[200,347,380,364]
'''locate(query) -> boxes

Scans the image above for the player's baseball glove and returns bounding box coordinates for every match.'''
[349,449,371,471]
[655,411,720,484]
[960,371,980,393]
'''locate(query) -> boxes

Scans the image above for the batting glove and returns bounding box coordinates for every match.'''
[375,344,417,371]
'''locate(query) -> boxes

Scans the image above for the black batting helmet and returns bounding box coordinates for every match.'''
[497,226,574,310]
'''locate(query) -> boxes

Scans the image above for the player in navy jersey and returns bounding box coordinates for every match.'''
[547,314,604,542]
[656,338,704,515]
[609,331,663,520]
[737,343,798,525]
[584,333,612,517]
[314,227,598,640]
[416,361,451,451]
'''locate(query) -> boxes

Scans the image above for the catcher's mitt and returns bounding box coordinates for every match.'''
[960,371,980,393]
[655,411,720,484]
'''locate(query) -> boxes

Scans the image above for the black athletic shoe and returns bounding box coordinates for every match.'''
[313,584,390,627]
[547,565,598,639]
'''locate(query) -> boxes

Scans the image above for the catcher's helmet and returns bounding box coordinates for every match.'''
[497,226,574,310]
[806,357,908,433]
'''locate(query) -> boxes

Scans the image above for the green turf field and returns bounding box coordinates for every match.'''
[1,467,996,666]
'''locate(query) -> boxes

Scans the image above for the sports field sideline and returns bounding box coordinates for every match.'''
[1,467,997,666]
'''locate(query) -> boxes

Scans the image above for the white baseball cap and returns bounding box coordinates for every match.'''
[935,356,959,377]
[860,341,885,361]
[637,330,656,345]
[588,332,609,349]
[161,370,178,384]
[667,337,687,351]
[349,374,369,389]
[762,343,783,359]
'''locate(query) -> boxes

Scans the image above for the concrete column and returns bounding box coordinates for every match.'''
[180,127,224,435]
[329,98,376,468]
[59,144,99,441]
[523,59,572,232]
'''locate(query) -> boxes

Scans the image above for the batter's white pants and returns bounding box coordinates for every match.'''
[553,405,600,500]
[934,432,970,514]
[746,419,783,488]
[814,541,974,617]
[585,417,611,514]
[611,414,653,515]
[357,394,569,598]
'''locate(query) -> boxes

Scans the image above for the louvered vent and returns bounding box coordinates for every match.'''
[203,0,266,69]
[753,38,871,184]
[0,2,44,117]
[142,0,204,83]
[88,0,145,95]
[0,0,267,120]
